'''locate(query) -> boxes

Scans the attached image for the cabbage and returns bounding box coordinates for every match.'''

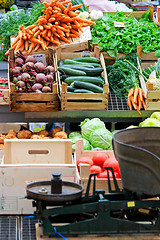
[80,118,106,141]
[69,132,82,140]
[71,137,91,150]
[139,118,160,127]
[89,128,112,150]
[150,112,160,121]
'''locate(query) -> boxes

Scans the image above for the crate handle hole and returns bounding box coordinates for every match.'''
[28,150,49,155]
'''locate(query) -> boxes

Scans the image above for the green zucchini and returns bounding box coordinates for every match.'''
[64,76,104,86]
[67,86,75,92]
[59,67,86,76]
[60,74,70,80]
[62,65,103,76]
[74,89,94,93]
[62,64,94,69]
[63,59,100,67]
[72,56,100,63]
[73,81,103,93]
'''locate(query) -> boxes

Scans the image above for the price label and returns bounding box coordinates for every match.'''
[33,54,47,66]
[79,26,92,41]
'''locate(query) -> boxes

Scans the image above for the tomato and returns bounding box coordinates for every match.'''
[103,158,120,175]
[115,172,121,179]
[77,157,93,172]
[97,170,113,179]
[92,152,110,167]
[90,165,102,174]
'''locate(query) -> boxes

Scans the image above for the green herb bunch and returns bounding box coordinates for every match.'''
[91,11,160,57]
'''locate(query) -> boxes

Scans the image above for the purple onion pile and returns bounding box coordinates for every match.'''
[10,51,55,93]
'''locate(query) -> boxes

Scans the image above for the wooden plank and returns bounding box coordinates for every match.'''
[147,101,160,110]
[4,139,73,164]
[61,92,108,100]
[62,102,107,111]
[141,61,156,69]
[147,90,160,99]
[10,102,59,112]
[10,92,58,101]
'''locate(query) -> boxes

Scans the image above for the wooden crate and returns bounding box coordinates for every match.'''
[0,89,9,105]
[8,47,60,112]
[75,139,122,193]
[56,46,109,111]
[0,139,78,214]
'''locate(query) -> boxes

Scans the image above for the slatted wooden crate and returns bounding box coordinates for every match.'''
[0,139,78,214]
[75,139,122,193]
[8,47,60,112]
[56,46,109,111]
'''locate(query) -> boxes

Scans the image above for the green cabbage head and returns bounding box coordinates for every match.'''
[89,128,112,150]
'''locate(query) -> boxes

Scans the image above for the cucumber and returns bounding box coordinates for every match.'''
[74,89,94,93]
[67,86,75,92]
[62,64,94,69]
[63,59,100,67]
[58,60,64,67]
[62,65,103,76]
[73,81,103,93]
[59,67,86,76]
[72,56,100,63]
[64,76,104,86]
[60,74,70,80]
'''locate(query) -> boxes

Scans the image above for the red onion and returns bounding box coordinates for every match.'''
[15,57,24,67]
[25,55,36,64]
[21,73,31,82]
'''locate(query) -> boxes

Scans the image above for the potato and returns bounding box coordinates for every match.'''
[54,131,67,139]
[31,135,42,139]
[8,129,17,137]
[52,126,62,137]
[0,144,4,149]
[0,135,6,144]
[37,130,49,137]
[17,130,32,139]
[5,135,17,139]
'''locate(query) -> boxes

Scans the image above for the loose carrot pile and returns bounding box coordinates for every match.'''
[127,87,147,115]
[6,0,95,55]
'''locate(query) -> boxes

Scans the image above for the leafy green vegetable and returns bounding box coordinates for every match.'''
[150,112,160,121]
[106,55,140,98]
[80,118,106,141]
[139,118,160,127]
[142,58,160,80]
[0,1,45,60]
[89,128,112,150]
[91,11,160,57]
[69,132,82,140]
[71,0,88,12]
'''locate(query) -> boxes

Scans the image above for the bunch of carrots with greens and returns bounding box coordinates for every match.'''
[5,0,95,55]
[127,87,147,115]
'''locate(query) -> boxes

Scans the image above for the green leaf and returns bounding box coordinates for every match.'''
[155,50,160,57]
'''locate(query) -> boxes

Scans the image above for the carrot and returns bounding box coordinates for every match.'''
[127,97,132,110]
[61,0,71,5]
[29,37,43,45]
[70,28,80,36]
[50,36,60,46]
[43,2,49,8]
[48,30,52,38]
[38,18,47,25]
[34,43,40,51]
[46,40,50,46]
[73,17,96,25]
[24,25,36,31]
[14,39,24,52]
[54,25,69,32]
[20,43,25,52]
[39,25,44,31]
[34,29,41,37]
[142,99,147,111]
[25,40,29,51]
[56,28,65,36]
[32,26,39,34]
[5,49,9,56]
[54,32,60,38]
[68,11,79,18]
[130,96,137,111]
[133,87,139,103]
[128,88,134,98]
[28,42,36,53]
[71,4,83,11]
[46,8,50,20]
[139,88,143,102]
[138,94,142,110]
[65,32,70,37]
[44,24,52,29]
[59,35,70,43]
[19,30,23,39]
[27,30,34,36]
[48,17,56,22]
[69,33,78,38]
[11,35,20,47]
[41,29,48,37]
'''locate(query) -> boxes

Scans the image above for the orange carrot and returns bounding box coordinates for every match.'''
[29,37,43,45]
[25,40,29,51]
[133,87,139,103]
[48,17,56,22]
[127,97,132,110]
[48,30,52,38]
[34,43,40,51]
[39,25,44,31]
[19,25,24,30]
[21,43,25,52]
[28,42,36,53]
[50,36,60,46]
[68,11,79,18]
[138,94,142,110]
[130,96,137,111]
[70,28,80,36]
[71,4,83,11]
[32,26,39,34]
[5,49,9,56]
[73,17,96,25]
[46,40,50,46]
[43,2,49,8]
[34,29,41,37]
[25,25,37,30]
[142,99,147,111]
[59,35,70,43]
[128,88,134,98]
[14,39,24,52]
[139,88,143,102]
[69,33,78,38]
[11,35,20,47]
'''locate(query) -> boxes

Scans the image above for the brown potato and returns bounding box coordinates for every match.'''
[0,135,5,144]
[17,130,32,139]
[8,129,17,137]
[37,130,49,137]
[52,126,62,137]
[5,135,17,139]
[0,144,4,149]
[54,131,67,139]
[30,135,42,139]
[43,136,52,139]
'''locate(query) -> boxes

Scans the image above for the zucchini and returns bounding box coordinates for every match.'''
[72,56,100,63]
[60,74,70,80]
[73,81,103,93]
[62,65,103,76]
[64,76,104,86]
[62,64,94,69]
[63,59,100,67]
[67,86,75,92]
[74,89,94,93]
[58,60,64,67]
[59,67,86,76]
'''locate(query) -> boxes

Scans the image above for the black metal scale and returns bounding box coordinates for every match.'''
[26,127,160,237]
